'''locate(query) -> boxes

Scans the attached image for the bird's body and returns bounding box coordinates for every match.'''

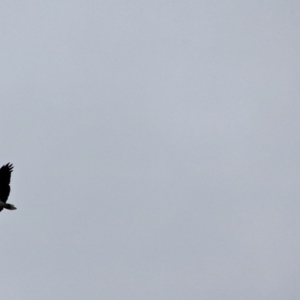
[0,163,16,212]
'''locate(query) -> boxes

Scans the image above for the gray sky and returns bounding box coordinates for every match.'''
[0,1,300,299]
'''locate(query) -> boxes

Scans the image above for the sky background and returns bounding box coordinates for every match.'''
[0,1,300,299]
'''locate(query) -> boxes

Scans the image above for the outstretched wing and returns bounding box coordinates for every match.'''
[0,163,13,203]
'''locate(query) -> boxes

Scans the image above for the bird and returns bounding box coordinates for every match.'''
[0,163,16,212]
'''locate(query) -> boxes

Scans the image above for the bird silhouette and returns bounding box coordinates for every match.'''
[0,163,16,212]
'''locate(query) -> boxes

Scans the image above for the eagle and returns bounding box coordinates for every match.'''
[0,163,16,212]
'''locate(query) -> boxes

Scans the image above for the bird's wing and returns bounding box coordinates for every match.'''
[0,163,13,203]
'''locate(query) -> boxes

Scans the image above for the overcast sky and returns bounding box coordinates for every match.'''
[0,1,300,299]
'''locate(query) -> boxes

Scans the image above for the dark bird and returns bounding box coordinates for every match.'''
[0,163,16,212]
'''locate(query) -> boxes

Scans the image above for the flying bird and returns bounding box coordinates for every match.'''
[0,163,16,212]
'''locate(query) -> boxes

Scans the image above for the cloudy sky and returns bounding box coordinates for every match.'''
[0,1,300,299]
